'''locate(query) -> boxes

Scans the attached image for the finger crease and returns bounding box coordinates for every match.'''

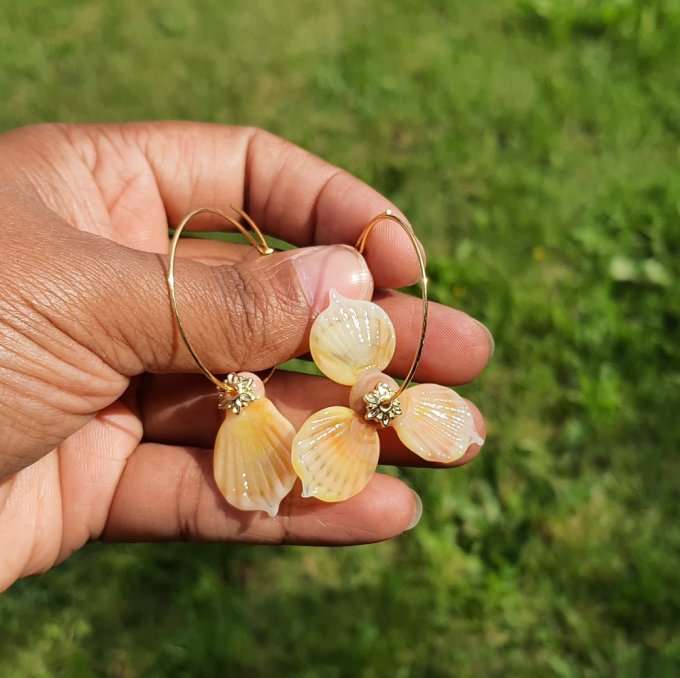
[308,168,345,245]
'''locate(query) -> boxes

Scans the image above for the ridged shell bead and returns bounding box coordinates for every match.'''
[309,289,397,386]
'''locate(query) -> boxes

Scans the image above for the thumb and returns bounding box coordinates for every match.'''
[0,204,372,473]
[74,236,374,376]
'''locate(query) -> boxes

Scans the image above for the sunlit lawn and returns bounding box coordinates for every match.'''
[1,0,679,675]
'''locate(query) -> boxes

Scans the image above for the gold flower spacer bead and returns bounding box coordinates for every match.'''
[363,382,402,428]
[217,373,257,415]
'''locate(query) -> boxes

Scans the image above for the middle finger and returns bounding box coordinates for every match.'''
[136,371,486,468]
[176,240,493,385]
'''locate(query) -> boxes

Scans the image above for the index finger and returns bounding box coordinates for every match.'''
[135,122,422,288]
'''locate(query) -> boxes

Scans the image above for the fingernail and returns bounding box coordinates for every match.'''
[292,245,373,315]
[474,319,495,358]
[406,489,423,531]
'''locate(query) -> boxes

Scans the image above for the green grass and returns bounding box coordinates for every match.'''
[1,0,680,675]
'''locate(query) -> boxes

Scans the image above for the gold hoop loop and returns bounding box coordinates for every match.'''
[167,205,275,391]
[355,210,428,401]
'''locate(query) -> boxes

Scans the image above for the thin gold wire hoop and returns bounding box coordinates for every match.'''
[167,205,276,392]
[355,209,428,401]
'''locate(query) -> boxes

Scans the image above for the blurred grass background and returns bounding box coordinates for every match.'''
[1,0,680,675]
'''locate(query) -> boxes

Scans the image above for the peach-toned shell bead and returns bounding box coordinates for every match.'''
[214,397,297,517]
[394,384,484,463]
[291,406,379,502]
[309,289,396,386]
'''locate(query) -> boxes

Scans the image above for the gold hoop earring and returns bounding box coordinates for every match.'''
[167,206,296,517]
[291,210,484,502]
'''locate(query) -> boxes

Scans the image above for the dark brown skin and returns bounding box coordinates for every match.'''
[0,122,492,591]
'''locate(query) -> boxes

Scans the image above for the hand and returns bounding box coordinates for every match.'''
[0,122,492,591]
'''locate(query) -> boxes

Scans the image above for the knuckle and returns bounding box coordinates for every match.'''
[215,265,266,366]
[174,452,208,541]
[213,259,307,370]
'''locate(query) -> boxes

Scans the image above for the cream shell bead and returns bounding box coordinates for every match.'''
[213,398,297,517]
[394,384,484,463]
[310,289,396,386]
[291,406,379,502]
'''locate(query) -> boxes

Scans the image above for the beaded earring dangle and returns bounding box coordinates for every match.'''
[167,206,297,517]
[291,211,484,502]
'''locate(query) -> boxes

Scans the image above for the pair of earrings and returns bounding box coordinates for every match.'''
[167,207,483,517]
